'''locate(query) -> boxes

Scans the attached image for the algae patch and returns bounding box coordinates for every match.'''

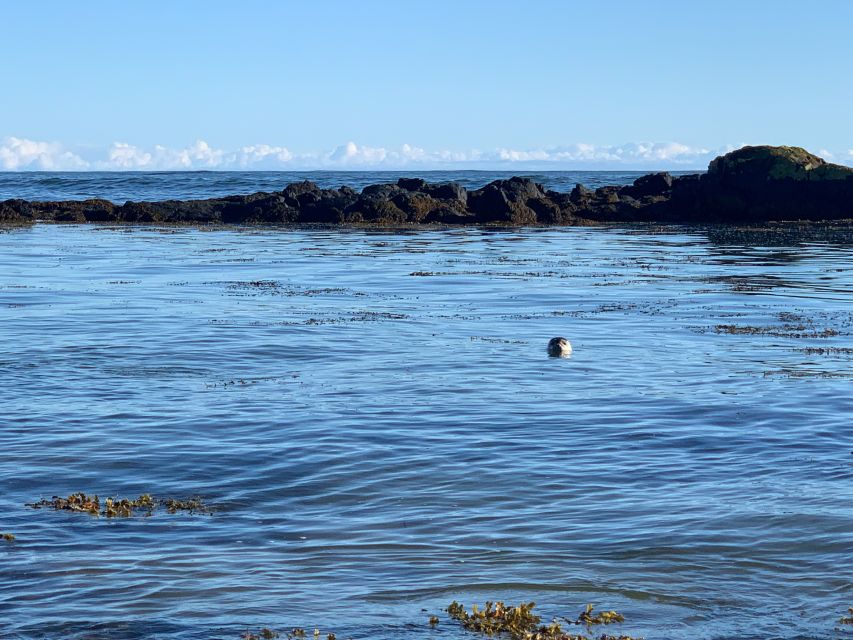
[242,629,337,640]
[242,629,280,640]
[714,324,840,339]
[446,601,637,640]
[27,492,213,517]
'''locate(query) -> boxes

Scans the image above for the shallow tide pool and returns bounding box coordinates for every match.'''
[0,225,851,640]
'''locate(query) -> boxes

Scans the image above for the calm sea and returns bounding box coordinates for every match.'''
[0,172,851,640]
[0,170,690,202]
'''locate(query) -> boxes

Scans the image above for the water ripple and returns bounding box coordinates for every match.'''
[0,225,851,639]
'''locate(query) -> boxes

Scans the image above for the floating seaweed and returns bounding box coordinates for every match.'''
[1,533,15,542]
[800,347,853,356]
[243,629,279,640]
[714,323,840,339]
[575,604,625,626]
[27,493,213,517]
[162,497,210,514]
[446,601,638,640]
[447,600,541,636]
[240,627,339,640]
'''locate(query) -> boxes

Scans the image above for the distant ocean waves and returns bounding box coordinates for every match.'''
[0,170,689,203]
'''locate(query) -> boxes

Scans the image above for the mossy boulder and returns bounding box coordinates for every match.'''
[708,145,853,183]
[666,145,853,222]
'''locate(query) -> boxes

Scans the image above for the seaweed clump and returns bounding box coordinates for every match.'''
[576,604,625,626]
[27,492,212,517]
[446,601,637,640]
[162,497,209,514]
[241,629,336,640]
[714,323,840,339]
[243,630,279,640]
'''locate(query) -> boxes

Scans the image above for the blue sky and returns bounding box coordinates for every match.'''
[2,1,852,170]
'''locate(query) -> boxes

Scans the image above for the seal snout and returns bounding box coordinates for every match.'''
[547,337,572,357]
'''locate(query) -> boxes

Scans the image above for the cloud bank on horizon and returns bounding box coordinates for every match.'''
[0,136,761,172]
[3,137,851,172]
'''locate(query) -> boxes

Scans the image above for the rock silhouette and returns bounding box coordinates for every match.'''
[2,146,852,226]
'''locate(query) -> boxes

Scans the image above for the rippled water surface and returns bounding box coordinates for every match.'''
[1,223,852,640]
[0,170,697,202]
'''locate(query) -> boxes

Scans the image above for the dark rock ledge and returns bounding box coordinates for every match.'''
[2,146,853,226]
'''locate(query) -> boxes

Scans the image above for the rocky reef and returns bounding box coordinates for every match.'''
[2,146,852,226]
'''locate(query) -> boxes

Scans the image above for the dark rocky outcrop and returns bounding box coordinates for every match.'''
[2,146,852,227]
[467,177,554,224]
[665,145,853,222]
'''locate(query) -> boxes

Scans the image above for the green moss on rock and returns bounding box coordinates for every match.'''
[708,145,853,181]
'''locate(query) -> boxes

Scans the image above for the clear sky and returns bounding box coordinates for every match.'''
[2,0,852,170]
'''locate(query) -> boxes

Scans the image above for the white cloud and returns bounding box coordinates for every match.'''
[0,137,88,170]
[236,144,293,167]
[327,141,388,165]
[1,137,850,171]
[148,140,225,169]
[487,142,712,166]
[108,142,152,169]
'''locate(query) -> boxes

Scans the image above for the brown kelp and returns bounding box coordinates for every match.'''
[240,628,340,640]
[243,629,280,640]
[446,601,637,640]
[27,492,212,517]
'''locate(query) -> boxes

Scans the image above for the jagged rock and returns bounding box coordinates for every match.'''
[395,178,468,207]
[297,187,358,223]
[121,199,223,224]
[595,186,622,204]
[467,177,550,224]
[345,192,408,224]
[424,182,468,206]
[283,180,322,200]
[220,192,299,224]
[423,205,475,224]
[0,199,33,222]
[622,172,673,198]
[569,184,592,204]
[397,177,427,192]
[361,183,404,199]
[21,198,118,223]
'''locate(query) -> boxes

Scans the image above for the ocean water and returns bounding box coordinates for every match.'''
[0,173,852,640]
[0,170,690,203]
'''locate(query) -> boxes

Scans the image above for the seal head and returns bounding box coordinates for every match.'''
[547,337,572,357]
